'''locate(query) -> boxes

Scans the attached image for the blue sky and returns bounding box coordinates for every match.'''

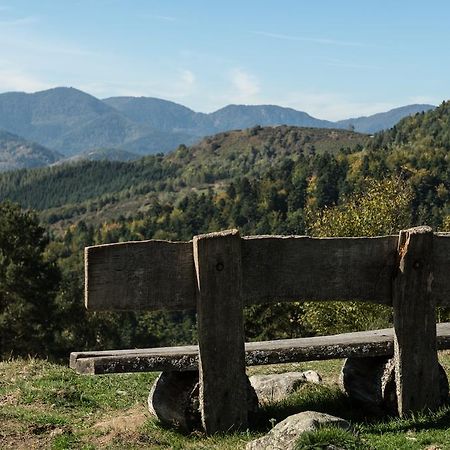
[0,0,449,119]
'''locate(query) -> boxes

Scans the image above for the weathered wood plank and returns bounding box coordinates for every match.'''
[241,235,398,305]
[193,229,248,433]
[70,322,450,375]
[84,231,449,311]
[85,240,196,311]
[434,234,450,306]
[393,226,441,416]
[69,344,199,371]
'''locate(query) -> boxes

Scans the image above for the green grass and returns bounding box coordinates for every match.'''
[1,354,450,449]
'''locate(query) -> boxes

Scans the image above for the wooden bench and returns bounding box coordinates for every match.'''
[71,227,450,433]
[70,323,450,375]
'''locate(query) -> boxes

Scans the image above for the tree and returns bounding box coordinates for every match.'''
[0,202,60,358]
[302,178,413,335]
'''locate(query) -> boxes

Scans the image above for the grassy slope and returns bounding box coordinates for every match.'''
[1,355,450,449]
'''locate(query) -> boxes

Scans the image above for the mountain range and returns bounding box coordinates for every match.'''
[0,86,435,171]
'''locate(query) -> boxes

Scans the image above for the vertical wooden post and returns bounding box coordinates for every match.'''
[193,229,248,434]
[393,226,440,416]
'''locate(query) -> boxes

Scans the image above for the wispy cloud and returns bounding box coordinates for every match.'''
[324,58,381,71]
[230,68,260,100]
[0,16,39,27]
[0,66,50,92]
[251,30,364,48]
[144,14,177,22]
[277,90,396,121]
[78,68,197,101]
[407,95,438,106]
[180,69,195,86]
[0,32,96,57]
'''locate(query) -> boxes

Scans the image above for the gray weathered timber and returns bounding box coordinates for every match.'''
[434,234,450,306]
[193,229,248,433]
[83,232,450,311]
[69,344,199,370]
[393,226,441,416]
[70,322,450,375]
[241,235,399,305]
[85,240,196,311]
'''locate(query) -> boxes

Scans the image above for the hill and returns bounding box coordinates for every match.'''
[58,147,141,164]
[0,126,367,217]
[0,87,436,165]
[209,104,334,132]
[0,101,448,233]
[0,130,62,171]
[336,104,435,133]
[103,96,211,136]
[0,88,194,157]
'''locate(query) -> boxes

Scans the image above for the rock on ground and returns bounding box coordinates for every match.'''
[148,371,258,432]
[246,411,350,450]
[249,371,322,404]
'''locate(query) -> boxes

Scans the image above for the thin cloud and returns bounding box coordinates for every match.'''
[0,67,50,92]
[79,69,197,102]
[324,58,382,71]
[231,68,260,99]
[0,33,96,57]
[278,90,396,121]
[144,14,177,22]
[407,95,438,105]
[251,30,364,48]
[0,16,39,27]
[180,69,195,86]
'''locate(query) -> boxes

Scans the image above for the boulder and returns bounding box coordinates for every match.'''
[246,411,350,450]
[148,370,258,432]
[341,356,449,414]
[249,371,322,405]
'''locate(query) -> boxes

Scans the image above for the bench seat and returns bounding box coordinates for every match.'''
[70,322,450,375]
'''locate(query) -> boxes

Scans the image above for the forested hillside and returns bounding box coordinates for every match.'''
[0,126,366,216]
[0,104,449,360]
[0,130,62,172]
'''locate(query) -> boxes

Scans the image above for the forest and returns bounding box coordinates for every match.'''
[0,102,449,360]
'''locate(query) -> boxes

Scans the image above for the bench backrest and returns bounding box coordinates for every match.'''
[85,229,450,311]
[84,227,450,433]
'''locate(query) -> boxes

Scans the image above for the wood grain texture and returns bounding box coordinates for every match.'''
[70,322,450,374]
[434,234,450,306]
[85,240,196,311]
[193,229,248,433]
[241,235,399,305]
[393,226,441,416]
[84,232,449,311]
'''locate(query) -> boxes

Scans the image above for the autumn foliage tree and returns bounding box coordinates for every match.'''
[302,178,413,335]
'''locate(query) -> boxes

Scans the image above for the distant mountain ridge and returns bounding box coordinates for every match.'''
[0,129,62,172]
[336,104,435,133]
[0,87,436,171]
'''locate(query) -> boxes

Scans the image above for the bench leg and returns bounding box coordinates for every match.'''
[194,230,248,434]
[393,227,441,416]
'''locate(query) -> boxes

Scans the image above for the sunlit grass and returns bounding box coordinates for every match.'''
[1,354,449,449]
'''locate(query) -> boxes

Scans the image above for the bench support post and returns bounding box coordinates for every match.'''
[193,230,248,434]
[393,226,440,416]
